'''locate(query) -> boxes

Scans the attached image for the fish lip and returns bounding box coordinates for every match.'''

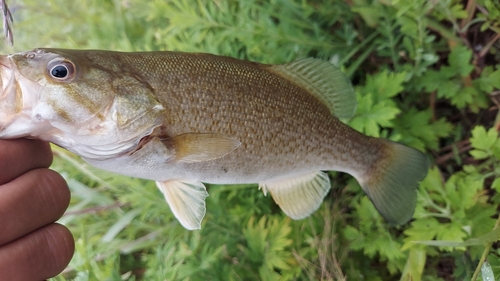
[0,54,12,93]
[0,54,10,68]
[0,54,14,103]
[0,54,34,138]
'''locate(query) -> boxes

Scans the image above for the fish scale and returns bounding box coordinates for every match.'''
[133,53,325,176]
[117,53,315,179]
[0,48,429,229]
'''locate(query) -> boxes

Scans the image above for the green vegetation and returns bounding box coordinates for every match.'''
[4,0,500,279]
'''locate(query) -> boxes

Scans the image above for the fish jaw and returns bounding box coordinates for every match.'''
[0,54,54,139]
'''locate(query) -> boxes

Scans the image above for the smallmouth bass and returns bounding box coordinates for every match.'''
[0,49,429,229]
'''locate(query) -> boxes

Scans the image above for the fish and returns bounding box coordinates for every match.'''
[0,48,429,230]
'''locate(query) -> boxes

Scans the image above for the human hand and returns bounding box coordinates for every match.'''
[0,139,74,281]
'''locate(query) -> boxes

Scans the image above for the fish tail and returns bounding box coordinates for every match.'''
[356,140,429,225]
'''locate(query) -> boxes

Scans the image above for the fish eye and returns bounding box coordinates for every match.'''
[51,65,68,78]
[47,59,76,82]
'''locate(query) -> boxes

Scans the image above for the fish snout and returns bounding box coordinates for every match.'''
[0,54,13,96]
[0,55,15,110]
[0,54,26,137]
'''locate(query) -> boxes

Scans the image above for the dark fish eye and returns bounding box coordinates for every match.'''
[47,59,76,82]
[51,65,68,78]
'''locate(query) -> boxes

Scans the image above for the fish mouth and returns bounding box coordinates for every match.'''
[0,54,42,138]
[0,54,14,97]
[0,54,18,129]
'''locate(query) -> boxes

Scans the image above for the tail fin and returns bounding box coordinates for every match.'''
[357,141,429,225]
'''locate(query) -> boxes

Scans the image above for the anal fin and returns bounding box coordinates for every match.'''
[156,180,209,230]
[259,171,331,219]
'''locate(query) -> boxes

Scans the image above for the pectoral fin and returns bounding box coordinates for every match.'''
[259,171,331,219]
[156,180,209,230]
[167,133,241,163]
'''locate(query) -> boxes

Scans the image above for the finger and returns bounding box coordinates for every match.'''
[0,168,70,245]
[0,223,75,281]
[0,139,53,184]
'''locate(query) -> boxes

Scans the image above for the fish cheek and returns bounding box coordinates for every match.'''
[0,80,22,118]
[32,86,70,124]
[37,85,96,125]
[45,98,73,123]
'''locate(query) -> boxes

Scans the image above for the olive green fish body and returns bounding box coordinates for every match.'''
[0,49,429,229]
[78,51,376,183]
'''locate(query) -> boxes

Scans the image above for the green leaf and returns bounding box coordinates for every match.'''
[436,221,467,245]
[440,65,459,79]
[470,126,498,150]
[420,70,444,92]
[492,178,500,192]
[451,86,476,108]
[470,126,499,159]
[436,80,460,100]
[366,70,407,99]
[445,173,484,211]
[403,217,440,247]
[448,45,474,77]
[393,109,452,150]
[349,71,405,137]
[242,216,296,280]
[413,225,500,247]
[345,197,405,265]
[478,67,500,92]
[470,150,490,160]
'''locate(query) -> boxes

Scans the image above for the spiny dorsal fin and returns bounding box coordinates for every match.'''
[259,171,331,219]
[270,58,356,119]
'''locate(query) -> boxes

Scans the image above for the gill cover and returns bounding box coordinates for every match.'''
[0,48,165,159]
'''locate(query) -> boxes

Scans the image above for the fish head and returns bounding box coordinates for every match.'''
[0,48,165,159]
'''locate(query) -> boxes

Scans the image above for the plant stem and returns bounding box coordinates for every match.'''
[460,0,476,30]
[479,33,500,59]
[471,214,500,280]
[425,18,461,44]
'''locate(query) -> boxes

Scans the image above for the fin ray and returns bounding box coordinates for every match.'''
[357,141,429,225]
[156,180,208,230]
[270,58,356,118]
[169,133,241,163]
[259,171,331,219]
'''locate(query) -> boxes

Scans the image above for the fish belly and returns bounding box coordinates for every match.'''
[86,112,373,185]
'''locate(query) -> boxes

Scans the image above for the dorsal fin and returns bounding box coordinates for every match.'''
[270,58,356,119]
